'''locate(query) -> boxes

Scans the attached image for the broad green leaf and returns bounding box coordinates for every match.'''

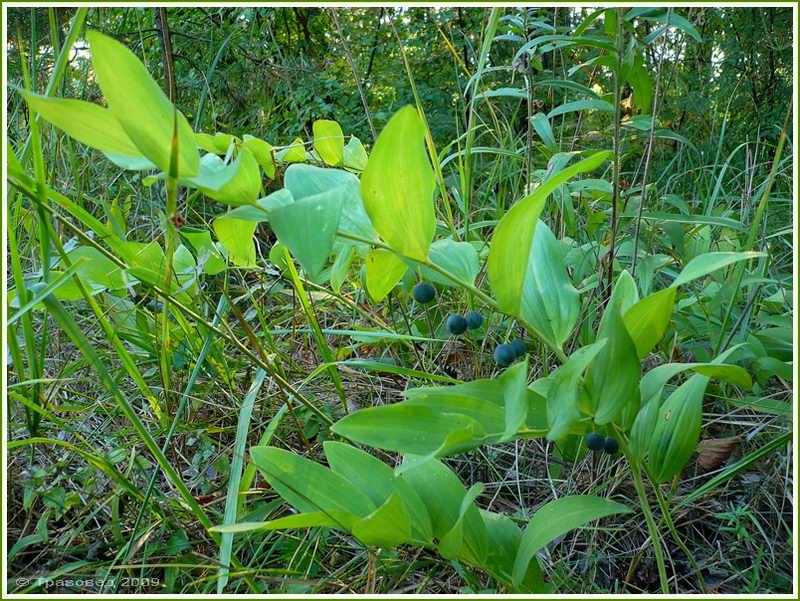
[500,359,529,442]
[186,148,260,206]
[361,105,435,261]
[478,87,528,99]
[242,134,276,179]
[18,90,154,170]
[640,362,752,401]
[628,64,653,113]
[488,151,611,347]
[87,31,198,177]
[646,375,707,483]
[546,99,614,119]
[332,404,486,457]
[276,137,306,163]
[627,392,661,464]
[352,492,412,547]
[62,246,127,291]
[211,511,356,534]
[343,136,369,171]
[609,269,640,313]
[537,78,601,100]
[585,277,641,425]
[439,484,484,559]
[119,240,167,287]
[313,119,344,166]
[421,239,480,287]
[671,251,766,288]
[401,459,488,564]
[404,392,505,434]
[268,190,345,280]
[546,339,607,440]
[323,442,432,543]
[195,132,218,154]
[627,9,703,42]
[480,510,545,593]
[365,249,408,302]
[512,495,631,585]
[622,287,676,358]
[531,112,557,150]
[250,446,376,518]
[520,221,580,349]
[284,164,376,242]
[213,217,256,267]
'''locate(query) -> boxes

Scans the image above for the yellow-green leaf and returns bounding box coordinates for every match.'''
[622,287,676,358]
[361,105,435,261]
[86,31,199,177]
[365,249,408,302]
[18,90,154,170]
[312,119,344,166]
[488,151,611,344]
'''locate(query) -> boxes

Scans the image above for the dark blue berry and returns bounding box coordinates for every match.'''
[586,432,605,451]
[446,314,468,335]
[603,437,619,455]
[494,343,516,367]
[413,282,436,304]
[465,311,484,330]
[510,339,527,357]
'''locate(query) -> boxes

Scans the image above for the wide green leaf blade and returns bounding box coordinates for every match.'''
[520,221,580,349]
[17,91,154,170]
[488,151,610,345]
[546,99,615,119]
[343,136,369,171]
[323,441,432,543]
[585,284,641,425]
[187,148,261,206]
[546,339,607,440]
[213,217,256,267]
[250,446,376,519]
[483,510,546,593]
[438,483,484,559]
[365,249,408,302]
[313,119,344,166]
[421,239,480,287]
[87,30,199,177]
[500,359,529,442]
[400,459,488,564]
[646,375,708,483]
[332,404,486,457]
[284,164,376,243]
[361,105,435,261]
[512,495,631,585]
[211,511,356,534]
[352,492,412,547]
[622,287,676,358]
[242,134,276,179]
[268,190,345,280]
[671,251,766,288]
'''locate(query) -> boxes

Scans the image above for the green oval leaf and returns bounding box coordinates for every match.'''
[512,495,631,585]
[488,151,610,348]
[312,119,344,166]
[87,30,199,177]
[361,105,435,261]
[365,249,408,302]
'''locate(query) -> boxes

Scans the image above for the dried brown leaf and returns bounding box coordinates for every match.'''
[696,436,739,470]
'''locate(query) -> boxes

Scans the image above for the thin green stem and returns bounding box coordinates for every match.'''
[630,464,671,594]
[336,231,568,363]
